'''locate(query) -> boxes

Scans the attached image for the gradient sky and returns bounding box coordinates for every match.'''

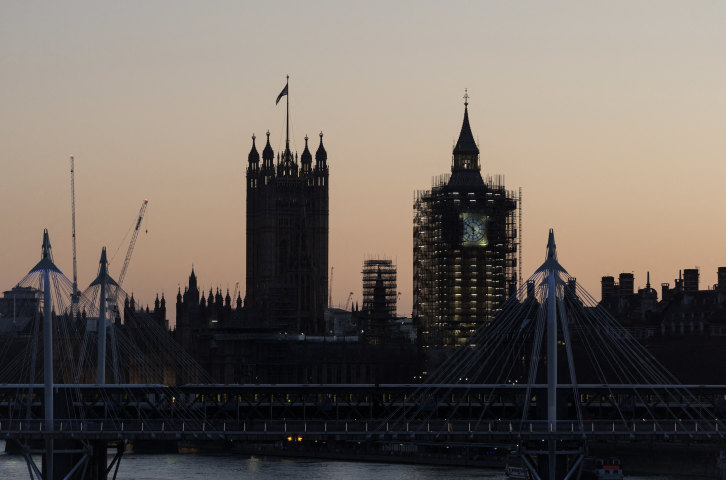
[1,1,725,324]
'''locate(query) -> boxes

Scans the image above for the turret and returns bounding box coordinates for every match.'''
[189,267,197,289]
[248,134,260,169]
[315,131,327,170]
[301,135,312,175]
[208,287,216,323]
[262,131,274,170]
[223,288,232,323]
[159,293,167,327]
[188,267,199,305]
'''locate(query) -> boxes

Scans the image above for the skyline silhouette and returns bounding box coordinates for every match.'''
[2,2,725,323]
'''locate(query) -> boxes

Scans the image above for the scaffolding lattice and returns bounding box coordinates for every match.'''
[361,258,397,320]
[413,174,519,352]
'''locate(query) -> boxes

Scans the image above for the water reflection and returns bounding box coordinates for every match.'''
[0,441,710,479]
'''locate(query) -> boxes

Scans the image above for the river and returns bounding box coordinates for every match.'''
[0,441,710,479]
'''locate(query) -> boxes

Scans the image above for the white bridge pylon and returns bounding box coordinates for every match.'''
[375,229,725,480]
[1,230,217,480]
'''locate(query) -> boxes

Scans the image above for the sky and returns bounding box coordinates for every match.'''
[1,1,725,324]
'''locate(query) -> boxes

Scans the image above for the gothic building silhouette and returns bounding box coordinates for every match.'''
[245,130,329,333]
[413,96,519,354]
[174,267,243,353]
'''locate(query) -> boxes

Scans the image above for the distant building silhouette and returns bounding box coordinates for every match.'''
[173,266,418,384]
[175,267,243,354]
[599,267,726,384]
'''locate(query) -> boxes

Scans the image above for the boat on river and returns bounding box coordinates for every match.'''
[505,454,625,479]
[504,454,528,479]
[582,457,624,479]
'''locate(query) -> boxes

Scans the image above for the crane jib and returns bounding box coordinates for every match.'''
[118,201,148,288]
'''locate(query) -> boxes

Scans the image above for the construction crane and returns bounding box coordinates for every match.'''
[107,198,148,379]
[70,155,79,312]
[117,199,148,288]
[328,267,333,308]
[345,292,354,311]
[106,198,149,319]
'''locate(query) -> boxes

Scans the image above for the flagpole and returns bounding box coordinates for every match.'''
[286,75,290,152]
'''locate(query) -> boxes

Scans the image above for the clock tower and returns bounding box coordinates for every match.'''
[413,93,519,357]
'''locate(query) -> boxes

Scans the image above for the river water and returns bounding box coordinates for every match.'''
[0,441,709,479]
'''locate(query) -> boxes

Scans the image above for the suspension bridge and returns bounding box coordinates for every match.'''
[1,230,725,479]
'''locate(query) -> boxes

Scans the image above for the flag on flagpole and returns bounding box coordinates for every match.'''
[276,83,288,105]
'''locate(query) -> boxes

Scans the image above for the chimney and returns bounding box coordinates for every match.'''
[675,270,683,293]
[601,276,615,301]
[717,267,726,294]
[568,278,578,301]
[661,283,670,303]
[683,268,699,294]
[619,273,634,297]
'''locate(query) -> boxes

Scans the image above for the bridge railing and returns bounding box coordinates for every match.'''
[0,418,723,438]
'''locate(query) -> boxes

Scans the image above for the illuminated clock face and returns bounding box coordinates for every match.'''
[463,216,485,242]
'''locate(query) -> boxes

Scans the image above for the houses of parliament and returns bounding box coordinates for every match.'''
[176,85,330,339]
[244,130,329,333]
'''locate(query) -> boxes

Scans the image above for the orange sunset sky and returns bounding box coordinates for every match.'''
[1,2,725,326]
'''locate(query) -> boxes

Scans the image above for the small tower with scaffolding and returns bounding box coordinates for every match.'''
[359,257,398,342]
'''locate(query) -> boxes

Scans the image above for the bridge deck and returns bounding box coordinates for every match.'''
[3,418,723,443]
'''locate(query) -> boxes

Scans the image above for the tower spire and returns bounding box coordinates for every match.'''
[42,229,52,261]
[535,229,567,274]
[452,90,480,172]
[546,229,557,261]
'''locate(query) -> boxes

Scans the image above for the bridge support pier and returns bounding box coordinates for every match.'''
[88,440,108,480]
[23,438,85,480]
[48,439,78,479]
[537,453,567,480]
